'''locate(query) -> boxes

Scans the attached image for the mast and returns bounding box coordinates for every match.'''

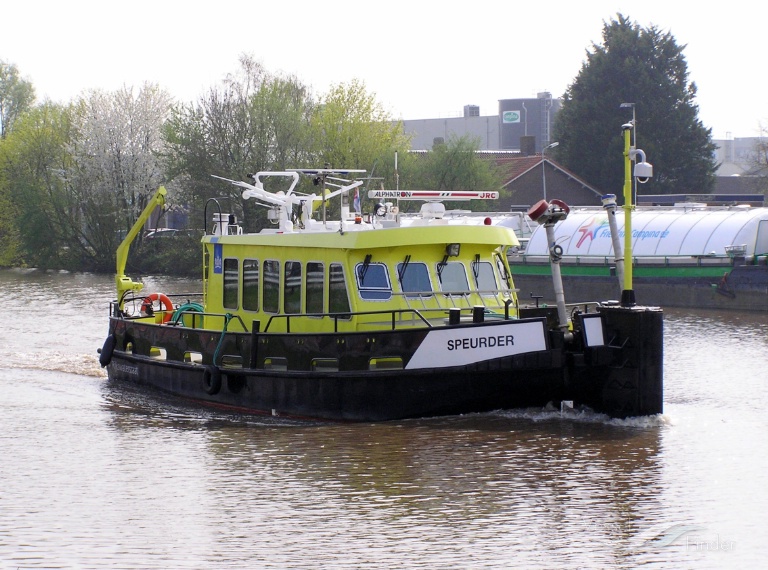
[621,125,634,306]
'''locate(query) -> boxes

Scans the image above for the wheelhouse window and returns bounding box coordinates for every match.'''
[355,262,392,301]
[396,261,432,298]
[496,254,512,289]
[306,262,324,315]
[329,263,351,318]
[473,261,498,295]
[263,260,280,313]
[284,261,302,314]
[438,261,469,295]
[223,258,239,309]
[243,258,259,311]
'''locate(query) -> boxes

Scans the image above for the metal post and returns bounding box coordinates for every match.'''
[601,194,624,291]
[621,102,637,204]
[621,125,635,306]
[541,141,559,200]
[544,222,569,330]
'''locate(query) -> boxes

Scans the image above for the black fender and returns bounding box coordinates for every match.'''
[99,334,116,367]
[202,365,222,395]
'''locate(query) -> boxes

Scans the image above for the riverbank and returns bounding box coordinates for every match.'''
[0,233,202,277]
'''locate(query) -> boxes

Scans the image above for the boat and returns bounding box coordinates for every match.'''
[508,200,768,311]
[100,155,663,421]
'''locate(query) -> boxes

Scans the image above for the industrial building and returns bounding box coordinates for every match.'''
[401,94,766,203]
[403,92,560,154]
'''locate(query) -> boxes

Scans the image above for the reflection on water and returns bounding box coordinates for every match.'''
[0,269,765,568]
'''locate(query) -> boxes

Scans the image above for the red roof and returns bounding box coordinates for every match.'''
[494,156,544,183]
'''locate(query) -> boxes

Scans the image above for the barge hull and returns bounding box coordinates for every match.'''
[512,266,768,311]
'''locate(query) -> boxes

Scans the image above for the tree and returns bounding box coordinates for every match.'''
[0,102,74,268]
[0,85,172,272]
[552,14,717,197]
[402,135,504,212]
[311,79,410,170]
[164,55,315,233]
[164,62,411,231]
[0,60,35,139]
[63,84,172,270]
[744,124,768,195]
[310,79,411,216]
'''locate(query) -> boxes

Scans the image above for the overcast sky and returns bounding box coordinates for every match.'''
[3,1,765,140]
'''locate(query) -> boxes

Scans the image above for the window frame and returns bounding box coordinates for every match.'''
[437,261,470,296]
[396,261,433,298]
[283,260,302,315]
[329,263,352,319]
[472,260,498,296]
[263,259,280,314]
[355,261,393,301]
[242,258,260,312]
[223,257,240,309]
[306,261,325,316]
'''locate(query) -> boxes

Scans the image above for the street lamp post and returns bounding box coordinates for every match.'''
[620,102,636,142]
[541,141,559,200]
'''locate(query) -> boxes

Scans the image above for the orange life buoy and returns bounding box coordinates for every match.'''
[141,292,174,323]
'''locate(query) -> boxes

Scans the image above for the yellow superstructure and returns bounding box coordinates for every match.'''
[201,223,520,333]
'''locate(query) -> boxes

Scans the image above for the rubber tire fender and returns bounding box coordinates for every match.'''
[202,365,222,396]
[99,334,116,367]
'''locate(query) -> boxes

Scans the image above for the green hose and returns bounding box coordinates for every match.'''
[172,302,204,327]
[213,313,234,367]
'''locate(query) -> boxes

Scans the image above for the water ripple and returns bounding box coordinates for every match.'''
[0,270,765,568]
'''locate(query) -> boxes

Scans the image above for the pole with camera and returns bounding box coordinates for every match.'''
[620,121,653,307]
[580,121,662,418]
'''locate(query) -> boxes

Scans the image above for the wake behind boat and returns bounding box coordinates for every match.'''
[100,157,663,421]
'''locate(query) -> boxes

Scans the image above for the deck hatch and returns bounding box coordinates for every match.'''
[312,358,339,372]
[264,357,288,371]
[369,356,404,370]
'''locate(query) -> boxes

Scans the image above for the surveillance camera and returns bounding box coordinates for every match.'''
[634,161,653,183]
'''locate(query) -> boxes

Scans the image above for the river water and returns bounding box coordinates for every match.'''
[0,268,765,569]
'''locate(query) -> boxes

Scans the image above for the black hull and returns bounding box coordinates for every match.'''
[108,352,566,421]
[103,306,663,422]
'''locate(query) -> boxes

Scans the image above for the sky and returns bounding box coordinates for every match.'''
[3,1,766,141]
